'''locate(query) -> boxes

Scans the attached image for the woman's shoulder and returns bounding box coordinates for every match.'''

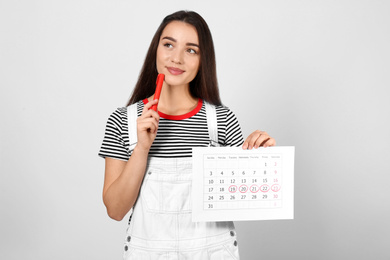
[206,102,236,116]
[108,106,127,120]
[102,107,127,133]
[108,100,144,120]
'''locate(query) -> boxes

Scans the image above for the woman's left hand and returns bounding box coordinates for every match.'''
[242,130,276,149]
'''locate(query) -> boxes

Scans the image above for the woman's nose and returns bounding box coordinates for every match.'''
[170,50,183,64]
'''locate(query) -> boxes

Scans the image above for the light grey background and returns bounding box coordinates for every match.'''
[1,0,389,259]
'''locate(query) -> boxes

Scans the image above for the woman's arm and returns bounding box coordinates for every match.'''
[242,130,276,149]
[102,99,159,221]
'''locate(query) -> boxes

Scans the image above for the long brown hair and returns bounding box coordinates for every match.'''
[126,10,221,106]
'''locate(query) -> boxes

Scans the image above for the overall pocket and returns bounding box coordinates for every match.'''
[141,173,192,213]
[222,239,240,260]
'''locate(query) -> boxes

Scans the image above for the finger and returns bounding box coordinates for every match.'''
[254,132,271,148]
[242,133,257,150]
[138,115,159,127]
[249,131,269,149]
[138,118,159,133]
[242,137,252,150]
[262,138,276,148]
[142,99,159,113]
[140,107,160,122]
[138,109,159,123]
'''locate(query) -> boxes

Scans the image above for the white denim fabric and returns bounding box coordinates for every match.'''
[123,102,240,260]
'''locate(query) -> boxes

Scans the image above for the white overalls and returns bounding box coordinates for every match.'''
[123,102,240,260]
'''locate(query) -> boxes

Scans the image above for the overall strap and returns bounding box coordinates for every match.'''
[127,103,138,152]
[204,101,220,147]
[126,103,139,224]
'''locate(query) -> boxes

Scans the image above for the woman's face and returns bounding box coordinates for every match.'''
[156,21,200,87]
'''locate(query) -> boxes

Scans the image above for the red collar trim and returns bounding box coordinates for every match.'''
[142,98,203,120]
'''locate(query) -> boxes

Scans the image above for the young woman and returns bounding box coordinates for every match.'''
[99,10,275,260]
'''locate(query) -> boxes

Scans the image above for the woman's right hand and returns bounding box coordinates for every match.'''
[136,99,160,151]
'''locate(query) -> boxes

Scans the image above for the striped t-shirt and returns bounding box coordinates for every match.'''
[98,99,244,160]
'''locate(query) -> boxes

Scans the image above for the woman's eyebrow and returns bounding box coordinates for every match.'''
[187,42,200,48]
[162,36,199,48]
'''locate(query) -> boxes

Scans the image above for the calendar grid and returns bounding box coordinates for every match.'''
[203,153,283,211]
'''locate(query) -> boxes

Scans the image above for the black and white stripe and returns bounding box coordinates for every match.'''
[98,100,244,160]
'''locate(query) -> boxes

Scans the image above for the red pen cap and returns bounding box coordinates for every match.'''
[151,74,165,111]
[156,74,165,87]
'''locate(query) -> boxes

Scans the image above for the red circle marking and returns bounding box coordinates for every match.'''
[239,185,248,193]
[260,184,270,192]
[271,184,281,192]
[229,185,237,193]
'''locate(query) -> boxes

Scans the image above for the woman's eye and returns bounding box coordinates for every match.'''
[164,43,173,48]
[188,48,197,54]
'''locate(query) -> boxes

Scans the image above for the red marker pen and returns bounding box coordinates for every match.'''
[151,74,165,111]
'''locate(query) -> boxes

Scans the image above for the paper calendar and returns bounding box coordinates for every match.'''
[192,146,294,222]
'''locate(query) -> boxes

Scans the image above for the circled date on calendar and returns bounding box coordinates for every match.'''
[192,147,294,222]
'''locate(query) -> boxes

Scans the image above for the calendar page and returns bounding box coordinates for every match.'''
[192,146,294,222]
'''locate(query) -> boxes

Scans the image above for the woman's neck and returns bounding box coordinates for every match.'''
[148,83,198,115]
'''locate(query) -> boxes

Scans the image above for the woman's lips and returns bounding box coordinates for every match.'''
[167,67,185,75]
